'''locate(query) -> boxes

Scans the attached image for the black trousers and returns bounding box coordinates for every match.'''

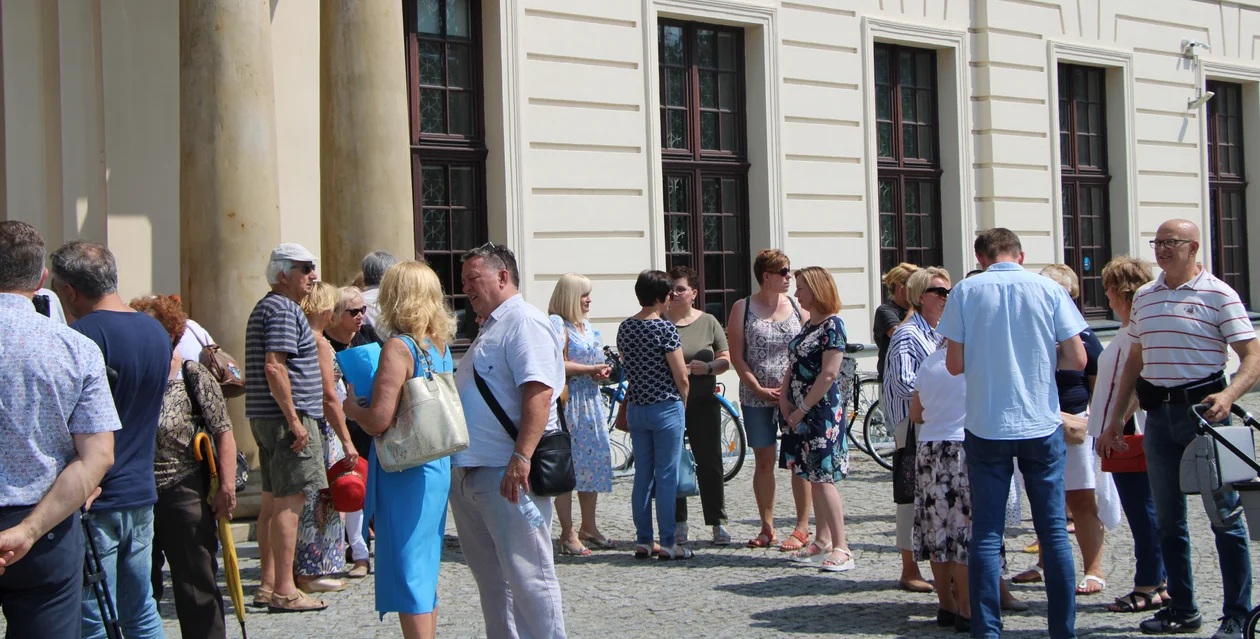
[151,473,226,639]
[0,507,82,639]
[676,392,727,526]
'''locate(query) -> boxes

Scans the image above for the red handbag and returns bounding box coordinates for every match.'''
[1100,434,1146,473]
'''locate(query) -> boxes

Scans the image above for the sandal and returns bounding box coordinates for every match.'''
[267,590,328,613]
[712,525,732,546]
[1108,589,1159,612]
[819,548,855,573]
[559,541,592,556]
[1076,574,1106,595]
[778,529,811,552]
[1156,584,1171,608]
[658,544,694,561]
[1012,566,1044,584]
[747,529,778,548]
[578,532,618,550]
[633,543,660,559]
[788,541,832,564]
[251,587,273,608]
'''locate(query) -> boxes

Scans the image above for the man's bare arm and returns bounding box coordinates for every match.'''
[1203,338,1260,422]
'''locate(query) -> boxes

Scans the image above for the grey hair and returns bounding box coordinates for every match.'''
[0,221,47,292]
[461,243,520,287]
[361,251,397,287]
[266,259,293,285]
[49,240,118,298]
[335,286,363,315]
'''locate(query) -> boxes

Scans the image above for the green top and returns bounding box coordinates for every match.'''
[674,312,729,400]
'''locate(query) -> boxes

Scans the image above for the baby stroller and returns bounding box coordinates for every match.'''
[1184,403,1260,637]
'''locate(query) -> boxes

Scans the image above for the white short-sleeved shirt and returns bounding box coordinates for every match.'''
[1086,327,1145,437]
[914,349,966,442]
[176,319,215,363]
[1129,269,1256,387]
[361,288,381,328]
[454,295,566,468]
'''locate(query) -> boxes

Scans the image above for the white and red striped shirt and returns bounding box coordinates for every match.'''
[1130,268,1256,387]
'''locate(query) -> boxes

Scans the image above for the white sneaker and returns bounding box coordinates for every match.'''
[712,525,731,545]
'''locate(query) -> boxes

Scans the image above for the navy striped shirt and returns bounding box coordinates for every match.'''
[882,312,941,427]
[244,292,323,419]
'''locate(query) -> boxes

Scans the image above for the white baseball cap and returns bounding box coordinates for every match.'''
[269,243,317,264]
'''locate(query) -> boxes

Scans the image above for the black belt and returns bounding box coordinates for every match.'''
[1136,372,1226,410]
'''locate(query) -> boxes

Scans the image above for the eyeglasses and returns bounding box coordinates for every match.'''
[671,286,691,295]
[1149,239,1193,251]
[291,263,315,274]
[345,306,367,317]
[924,286,951,298]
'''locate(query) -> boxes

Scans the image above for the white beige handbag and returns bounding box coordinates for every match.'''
[375,335,469,472]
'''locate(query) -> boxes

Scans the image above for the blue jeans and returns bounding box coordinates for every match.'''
[965,429,1075,639]
[1111,470,1167,588]
[627,400,685,547]
[81,506,165,639]
[1144,403,1252,619]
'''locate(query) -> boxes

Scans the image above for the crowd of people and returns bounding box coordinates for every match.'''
[0,216,1257,639]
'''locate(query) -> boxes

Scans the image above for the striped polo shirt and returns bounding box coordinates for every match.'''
[1130,268,1256,388]
[244,292,324,419]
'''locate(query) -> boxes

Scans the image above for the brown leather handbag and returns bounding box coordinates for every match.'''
[193,331,245,398]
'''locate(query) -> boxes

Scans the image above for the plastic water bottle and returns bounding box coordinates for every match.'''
[501,470,545,529]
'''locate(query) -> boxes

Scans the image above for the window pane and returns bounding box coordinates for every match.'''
[699,71,717,109]
[724,257,741,292]
[662,26,684,66]
[421,166,447,205]
[720,116,737,152]
[722,179,741,215]
[906,213,920,247]
[420,88,447,134]
[718,32,736,71]
[700,112,718,150]
[916,53,932,88]
[668,215,690,252]
[450,166,474,207]
[919,126,934,162]
[704,254,723,288]
[879,179,895,213]
[449,92,472,136]
[446,0,470,38]
[447,44,470,88]
[917,91,932,125]
[419,42,444,85]
[667,69,686,107]
[901,89,916,123]
[1088,68,1101,102]
[423,209,448,250]
[723,215,740,250]
[905,181,919,213]
[899,51,914,85]
[416,0,441,34]
[702,179,719,213]
[880,213,896,248]
[703,216,720,251]
[719,74,736,110]
[903,123,918,158]
[876,86,892,120]
[875,47,890,84]
[451,208,476,249]
[697,29,716,68]
[666,110,686,149]
[878,122,893,158]
[1077,133,1091,166]
[667,176,689,212]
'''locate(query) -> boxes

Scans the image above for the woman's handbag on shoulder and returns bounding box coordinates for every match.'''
[1100,434,1147,473]
[474,369,576,497]
[375,336,470,472]
[183,361,249,491]
[677,442,700,498]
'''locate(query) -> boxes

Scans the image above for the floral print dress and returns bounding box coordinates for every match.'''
[783,315,849,483]
[550,316,614,493]
[294,346,347,578]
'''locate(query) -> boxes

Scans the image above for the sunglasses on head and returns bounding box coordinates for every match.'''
[291,263,315,274]
[924,286,951,298]
[345,306,367,317]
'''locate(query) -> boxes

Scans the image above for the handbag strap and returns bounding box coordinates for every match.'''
[398,334,434,380]
[474,368,569,444]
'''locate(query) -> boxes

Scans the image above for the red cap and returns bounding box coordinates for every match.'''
[326,456,368,513]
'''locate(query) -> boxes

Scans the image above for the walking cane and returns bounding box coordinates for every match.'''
[82,508,124,639]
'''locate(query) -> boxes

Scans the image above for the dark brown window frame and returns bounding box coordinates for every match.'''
[1206,80,1251,308]
[659,20,750,325]
[404,0,488,342]
[1058,63,1112,319]
[875,43,944,283]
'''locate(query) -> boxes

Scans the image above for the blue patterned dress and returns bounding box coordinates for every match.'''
[783,315,849,483]
[550,315,614,493]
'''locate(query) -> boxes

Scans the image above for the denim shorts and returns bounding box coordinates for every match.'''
[743,405,779,450]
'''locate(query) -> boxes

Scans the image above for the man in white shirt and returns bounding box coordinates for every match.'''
[359,250,396,328]
[452,244,567,638]
[1101,219,1260,639]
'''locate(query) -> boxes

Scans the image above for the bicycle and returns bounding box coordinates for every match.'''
[838,343,894,470]
[599,346,747,482]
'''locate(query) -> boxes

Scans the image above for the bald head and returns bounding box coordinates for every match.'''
[1152,218,1202,282]
[1156,219,1200,243]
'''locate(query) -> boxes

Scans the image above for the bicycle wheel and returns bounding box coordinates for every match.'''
[863,399,894,470]
[719,403,746,483]
[599,387,634,474]
[848,378,881,455]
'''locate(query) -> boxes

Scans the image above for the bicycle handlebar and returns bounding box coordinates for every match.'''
[1190,403,1260,428]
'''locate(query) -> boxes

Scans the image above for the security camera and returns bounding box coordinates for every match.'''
[1188,90,1216,110]
[1182,39,1212,58]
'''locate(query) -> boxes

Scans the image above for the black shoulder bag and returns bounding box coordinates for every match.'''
[473,369,576,497]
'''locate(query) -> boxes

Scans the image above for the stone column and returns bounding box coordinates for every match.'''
[320,0,415,285]
[179,0,282,469]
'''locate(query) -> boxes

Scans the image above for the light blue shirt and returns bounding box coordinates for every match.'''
[936,262,1088,440]
[0,293,121,506]
[453,295,565,468]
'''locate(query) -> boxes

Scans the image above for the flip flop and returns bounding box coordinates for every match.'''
[778,529,810,552]
[747,530,778,548]
[1012,566,1044,584]
[1076,575,1106,595]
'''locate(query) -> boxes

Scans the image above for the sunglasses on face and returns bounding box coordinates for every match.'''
[291,263,315,274]
[924,286,951,298]
[775,267,792,277]
[344,306,367,317]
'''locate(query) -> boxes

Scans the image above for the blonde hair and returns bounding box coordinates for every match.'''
[1040,264,1080,299]
[794,266,841,316]
[335,286,363,316]
[882,262,921,291]
[300,281,338,317]
[377,261,456,350]
[905,267,952,310]
[1101,256,1153,305]
[547,273,591,326]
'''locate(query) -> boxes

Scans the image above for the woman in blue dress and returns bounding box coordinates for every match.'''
[547,272,616,555]
[343,261,454,639]
[780,266,855,573]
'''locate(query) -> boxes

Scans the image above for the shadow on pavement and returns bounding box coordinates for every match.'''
[714,574,903,598]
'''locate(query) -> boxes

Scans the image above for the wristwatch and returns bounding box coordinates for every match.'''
[706,362,713,375]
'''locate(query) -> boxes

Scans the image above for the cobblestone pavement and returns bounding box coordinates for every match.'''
[141,395,1260,636]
